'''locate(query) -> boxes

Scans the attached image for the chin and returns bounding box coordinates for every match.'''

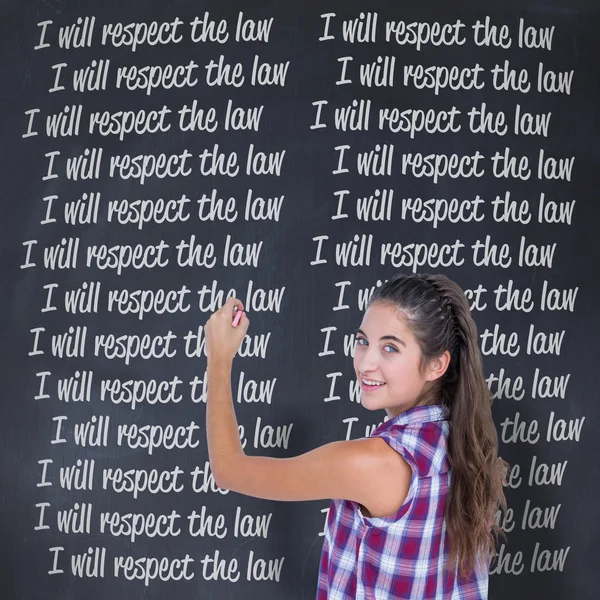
[360,394,383,412]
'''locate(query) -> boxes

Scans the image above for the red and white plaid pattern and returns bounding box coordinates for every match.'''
[316,404,490,599]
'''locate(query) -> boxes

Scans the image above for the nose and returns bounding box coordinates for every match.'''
[354,344,379,373]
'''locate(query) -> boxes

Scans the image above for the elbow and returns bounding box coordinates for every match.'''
[210,461,230,490]
[212,471,230,491]
[210,455,244,491]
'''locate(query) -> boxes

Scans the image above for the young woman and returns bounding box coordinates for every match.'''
[204,272,508,599]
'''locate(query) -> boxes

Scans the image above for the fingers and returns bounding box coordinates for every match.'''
[226,296,244,312]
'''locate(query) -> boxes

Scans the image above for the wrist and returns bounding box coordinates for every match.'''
[207,357,233,373]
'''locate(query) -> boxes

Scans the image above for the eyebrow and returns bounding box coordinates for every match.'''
[356,328,406,347]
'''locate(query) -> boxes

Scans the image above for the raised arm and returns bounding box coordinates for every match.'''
[213,432,411,519]
[204,299,411,518]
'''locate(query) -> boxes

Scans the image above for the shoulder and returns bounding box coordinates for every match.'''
[346,437,413,518]
[309,436,411,489]
[344,436,412,476]
[374,419,450,478]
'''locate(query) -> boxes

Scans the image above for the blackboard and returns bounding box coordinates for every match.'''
[1,0,599,598]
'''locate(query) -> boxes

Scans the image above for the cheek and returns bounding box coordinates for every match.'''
[392,363,421,387]
[384,359,413,385]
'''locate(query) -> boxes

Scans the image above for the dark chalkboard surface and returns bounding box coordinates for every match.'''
[1,0,599,598]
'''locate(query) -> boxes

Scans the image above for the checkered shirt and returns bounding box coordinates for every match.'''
[316,404,490,599]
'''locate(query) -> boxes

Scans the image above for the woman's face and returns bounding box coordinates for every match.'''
[353,302,442,418]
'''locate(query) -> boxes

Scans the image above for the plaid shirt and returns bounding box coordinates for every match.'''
[316,404,490,599]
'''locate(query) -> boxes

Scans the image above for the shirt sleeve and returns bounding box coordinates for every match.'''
[374,422,450,479]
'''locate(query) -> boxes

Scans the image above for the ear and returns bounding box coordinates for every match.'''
[426,350,451,382]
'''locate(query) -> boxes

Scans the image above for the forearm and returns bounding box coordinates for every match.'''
[206,358,245,486]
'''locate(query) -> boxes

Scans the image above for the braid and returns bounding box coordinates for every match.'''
[417,274,462,394]
[418,274,455,328]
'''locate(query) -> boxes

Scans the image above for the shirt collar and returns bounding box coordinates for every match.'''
[373,404,449,434]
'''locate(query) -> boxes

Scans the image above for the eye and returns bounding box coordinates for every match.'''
[355,337,398,353]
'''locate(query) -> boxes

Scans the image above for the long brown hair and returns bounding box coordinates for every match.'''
[367,272,509,578]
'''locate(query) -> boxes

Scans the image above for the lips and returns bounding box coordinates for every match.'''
[360,377,386,391]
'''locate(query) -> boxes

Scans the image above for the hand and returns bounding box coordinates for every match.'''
[204,297,249,365]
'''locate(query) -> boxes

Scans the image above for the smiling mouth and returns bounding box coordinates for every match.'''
[360,377,386,391]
